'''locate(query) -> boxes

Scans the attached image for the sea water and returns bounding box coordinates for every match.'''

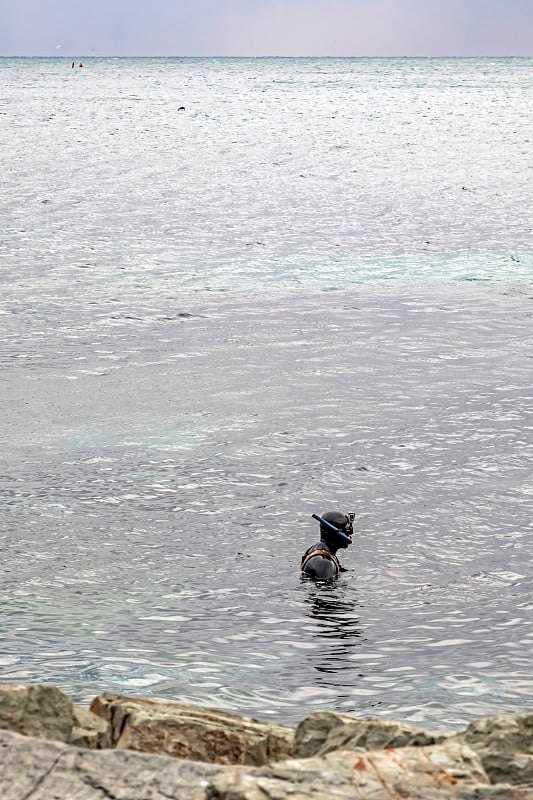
[0,57,532,729]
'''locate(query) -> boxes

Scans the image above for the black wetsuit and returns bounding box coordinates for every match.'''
[300,539,343,581]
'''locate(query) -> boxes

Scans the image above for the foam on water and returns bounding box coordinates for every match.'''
[0,57,532,727]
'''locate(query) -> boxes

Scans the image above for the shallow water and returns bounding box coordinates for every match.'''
[0,57,532,729]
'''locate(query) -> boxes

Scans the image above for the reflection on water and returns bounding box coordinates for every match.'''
[304,586,363,677]
[301,584,376,716]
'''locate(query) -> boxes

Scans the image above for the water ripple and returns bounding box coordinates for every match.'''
[1,57,532,728]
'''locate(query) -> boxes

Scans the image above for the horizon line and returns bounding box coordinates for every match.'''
[1,53,532,59]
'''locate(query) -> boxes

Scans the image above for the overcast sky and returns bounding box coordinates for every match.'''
[1,0,532,57]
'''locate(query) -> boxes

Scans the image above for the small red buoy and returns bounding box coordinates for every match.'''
[79,63,83,68]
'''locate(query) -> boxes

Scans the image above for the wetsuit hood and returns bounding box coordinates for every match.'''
[320,510,353,549]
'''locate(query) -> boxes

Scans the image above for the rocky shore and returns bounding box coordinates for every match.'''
[1,684,532,798]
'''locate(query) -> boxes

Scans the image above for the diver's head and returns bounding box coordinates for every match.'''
[320,510,354,549]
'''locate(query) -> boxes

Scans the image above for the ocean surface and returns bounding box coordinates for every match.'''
[1,57,532,730]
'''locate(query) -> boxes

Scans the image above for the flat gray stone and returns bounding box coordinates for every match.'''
[0,729,221,800]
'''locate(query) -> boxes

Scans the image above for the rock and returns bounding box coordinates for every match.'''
[463,713,533,754]
[459,713,533,786]
[2,683,533,797]
[0,683,74,743]
[89,692,294,765]
[294,710,450,758]
[0,728,222,800]
[3,728,532,800]
[69,705,111,749]
[477,752,533,788]
[294,710,533,788]
[208,741,529,800]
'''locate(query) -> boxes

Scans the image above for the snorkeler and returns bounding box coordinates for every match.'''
[300,511,354,581]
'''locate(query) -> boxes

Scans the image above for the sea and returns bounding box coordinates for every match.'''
[1,56,532,731]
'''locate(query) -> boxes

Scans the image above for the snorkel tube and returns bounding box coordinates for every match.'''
[312,513,353,545]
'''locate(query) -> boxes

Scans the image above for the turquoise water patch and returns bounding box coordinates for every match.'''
[64,427,206,453]
[189,251,533,295]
